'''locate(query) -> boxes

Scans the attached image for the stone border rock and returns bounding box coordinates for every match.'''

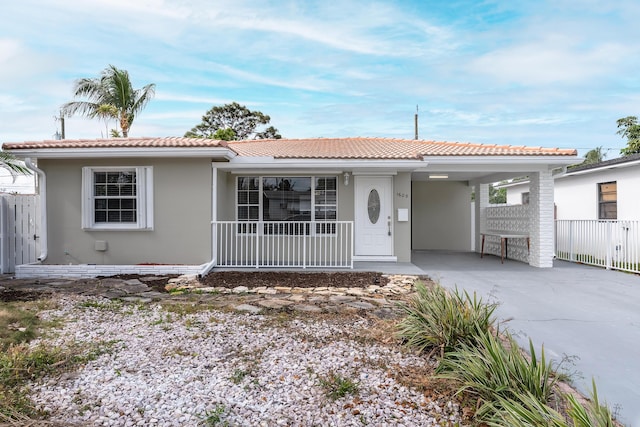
[167,274,419,297]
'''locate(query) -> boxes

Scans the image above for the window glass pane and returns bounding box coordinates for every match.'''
[263,177,311,221]
[94,172,106,183]
[107,199,120,209]
[108,211,120,222]
[121,211,136,222]
[249,191,259,204]
[121,199,135,209]
[95,199,106,209]
[95,185,106,196]
[238,192,248,204]
[238,206,248,220]
[249,206,259,219]
[120,185,134,196]
[95,211,106,222]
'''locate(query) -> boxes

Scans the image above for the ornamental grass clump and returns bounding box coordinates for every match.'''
[396,282,497,357]
[437,330,558,421]
[484,380,617,427]
[566,379,616,427]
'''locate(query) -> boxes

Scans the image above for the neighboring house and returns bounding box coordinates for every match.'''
[2,137,578,277]
[500,153,640,220]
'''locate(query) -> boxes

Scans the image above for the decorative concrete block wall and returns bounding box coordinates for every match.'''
[483,205,531,263]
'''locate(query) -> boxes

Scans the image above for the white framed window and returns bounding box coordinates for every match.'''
[82,166,153,230]
[598,181,617,220]
[236,176,337,234]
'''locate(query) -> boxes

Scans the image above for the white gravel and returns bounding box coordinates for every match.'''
[30,296,465,426]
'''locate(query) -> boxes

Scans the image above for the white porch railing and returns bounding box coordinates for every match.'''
[212,221,354,268]
[556,220,640,273]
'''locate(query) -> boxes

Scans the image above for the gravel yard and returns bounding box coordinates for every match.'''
[29,295,465,426]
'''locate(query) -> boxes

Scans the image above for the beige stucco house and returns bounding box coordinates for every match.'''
[2,137,578,277]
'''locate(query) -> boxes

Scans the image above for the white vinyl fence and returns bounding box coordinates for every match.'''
[556,220,640,274]
[0,194,40,273]
[213,221,353,268]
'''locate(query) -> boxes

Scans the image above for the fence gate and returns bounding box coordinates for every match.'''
[0,194,40,273]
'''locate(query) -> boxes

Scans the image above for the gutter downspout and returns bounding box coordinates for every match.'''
[24,158,47,262]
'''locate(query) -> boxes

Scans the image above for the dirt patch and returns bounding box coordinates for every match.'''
[0,289,49,302]
[199,271,389,289]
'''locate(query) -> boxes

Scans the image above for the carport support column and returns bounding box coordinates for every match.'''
[474,183,489,253]
[529,170,554,268]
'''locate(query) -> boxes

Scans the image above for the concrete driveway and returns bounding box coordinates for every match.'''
[411,250,640,426]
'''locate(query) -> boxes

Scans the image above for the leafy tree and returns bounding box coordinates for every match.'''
[213,128,236,141]
[583,146,605,165]
[62,65,155,137]
[185,102,282,140]
[489,184,506,204]
[617,116,640,155]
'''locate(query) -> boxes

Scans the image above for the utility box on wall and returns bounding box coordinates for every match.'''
[397,208,409,222]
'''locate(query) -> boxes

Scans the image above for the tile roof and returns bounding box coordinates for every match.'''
[227,137,577,159]
[2,137,227,150]
[3,136,577,159]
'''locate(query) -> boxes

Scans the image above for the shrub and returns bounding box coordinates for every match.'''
[485,391,568,427]
[397,282,497,356]
[566,379,616,427]
[437,331,557,420]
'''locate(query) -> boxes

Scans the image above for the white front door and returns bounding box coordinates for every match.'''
[354,176,393,257]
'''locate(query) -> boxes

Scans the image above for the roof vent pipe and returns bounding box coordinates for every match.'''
[24,158,47,262]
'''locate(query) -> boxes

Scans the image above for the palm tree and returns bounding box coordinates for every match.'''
[0,151,31,177]
[62,65,155,137]
[95,104,119,138]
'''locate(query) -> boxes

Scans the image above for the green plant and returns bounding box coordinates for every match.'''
[0,344,70,418]
[230,369,249,385]
[78,299,121,311]
[0,305,40,350]
[485,392,568,427]
[437,331,557,420]
[318,371,359,401]
[566,379,616,427]
[397,282,497,357]
[200,404,228,426]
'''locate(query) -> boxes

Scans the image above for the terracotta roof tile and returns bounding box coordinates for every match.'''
[2,136,577,159]
[2,137,227,150]
[228,137,577,159]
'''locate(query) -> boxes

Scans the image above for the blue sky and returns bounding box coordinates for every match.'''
[1,0,639,158]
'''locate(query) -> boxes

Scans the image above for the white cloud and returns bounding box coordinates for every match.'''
[471,37,629,85]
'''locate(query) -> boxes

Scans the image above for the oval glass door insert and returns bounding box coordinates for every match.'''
[367,189,381,224]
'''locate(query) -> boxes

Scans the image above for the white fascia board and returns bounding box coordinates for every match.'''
[564,159,640,176]
[494,180,531,189]
[424,156,580,168]
[8,147,236,160]
[218,158,428,172]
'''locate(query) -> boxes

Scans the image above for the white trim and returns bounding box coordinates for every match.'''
[15,263,203,279]
[352,255,398,262]
[82,166,154,231]
[10,147,235,159]
[565,159,640,176]
[352,171,397,176]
